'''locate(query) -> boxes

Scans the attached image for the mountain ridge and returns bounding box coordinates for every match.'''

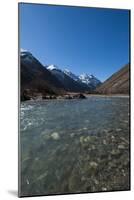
[47,65,101,90]
[47,66,91,92]
[20,49,129,100]
[96,63,130,94]
[21,50,65,100]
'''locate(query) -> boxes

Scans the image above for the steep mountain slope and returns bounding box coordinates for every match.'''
[63,69,101,89]
[47,65,90,92]
[20,50,65,100]
[63,69,80,82]
[96,64,130,94]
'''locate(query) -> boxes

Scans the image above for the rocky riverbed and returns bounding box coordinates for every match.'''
[20,96,130,196]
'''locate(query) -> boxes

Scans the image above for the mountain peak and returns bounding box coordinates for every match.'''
[47,65,59,71]
[21,48,28,52]
[79,73,101,87]
[80,73,88,77]
[20,48,33,58]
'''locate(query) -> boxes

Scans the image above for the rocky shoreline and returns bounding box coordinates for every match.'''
[21,91,87,101]
[21,90,129,101]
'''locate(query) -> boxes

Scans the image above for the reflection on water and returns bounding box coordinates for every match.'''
[20,96,130,196]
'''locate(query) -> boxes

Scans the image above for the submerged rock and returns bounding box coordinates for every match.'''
[26,179,30,185]
[89,161,98,169]
[80,136,91,144]
[118,144,126,149]
[102,187,107,191]
[70,133,75,138]
[83,127,88,130]
[103,139,107,145]
[51,132,60,140]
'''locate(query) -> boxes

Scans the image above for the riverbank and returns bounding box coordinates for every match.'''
[21,91,130,101]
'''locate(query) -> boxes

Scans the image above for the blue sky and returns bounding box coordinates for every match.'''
[19,3,130,81]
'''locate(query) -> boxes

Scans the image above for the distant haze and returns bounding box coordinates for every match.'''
[19,3,129,81]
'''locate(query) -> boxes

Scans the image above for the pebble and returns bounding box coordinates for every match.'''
[89,161,98,168]
[70,133,75,138]
[83,127,88,130]
[51,132,60,140]
[111,135,115,139]
[102,187,107,191]
[79,136,91,144]
[26,179,29,185]
[80,136,84,144]
[94,179,99,185]
[103,139,107,145]
[118,144,125,149]
[111,149,120,155]
[84,136,91,142]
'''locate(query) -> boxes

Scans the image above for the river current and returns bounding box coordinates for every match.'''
[20,96,130,196]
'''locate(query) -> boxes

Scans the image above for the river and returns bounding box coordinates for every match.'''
[20,96,130,196]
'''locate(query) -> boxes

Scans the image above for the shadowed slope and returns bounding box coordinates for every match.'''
[21,51,65,100]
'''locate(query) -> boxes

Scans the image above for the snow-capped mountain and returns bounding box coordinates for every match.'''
[64,69,101,88]
[20,49,35,63]
[47,65,65,81]
[63,69,80,82]
[79,73,101,88]
[63,69,101,88]
[47,65,90,92]
[20,50,65,100]
[47,65,101,90]
[20,48,101,97]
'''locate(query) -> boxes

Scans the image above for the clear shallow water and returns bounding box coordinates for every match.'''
[20,96,130,196]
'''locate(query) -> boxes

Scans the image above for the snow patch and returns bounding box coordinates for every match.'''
[20,48,34,63]
[79,73,101,87]
[64,69,79,82]
[47,65,59,71]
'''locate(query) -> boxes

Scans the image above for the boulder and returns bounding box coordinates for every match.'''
[65,95,73,99]
[21,89,32,101]
[73,93,86,99]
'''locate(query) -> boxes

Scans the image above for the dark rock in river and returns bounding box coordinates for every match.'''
[73,93,86,99]
[65,95,73,99]
[21,89,32,101]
